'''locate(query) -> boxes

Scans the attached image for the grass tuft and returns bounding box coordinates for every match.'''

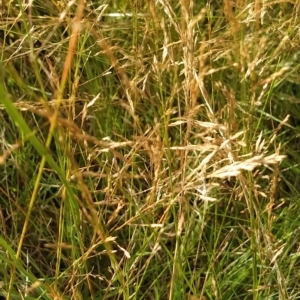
[1,1,299,299]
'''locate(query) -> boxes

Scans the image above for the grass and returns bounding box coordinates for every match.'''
[0,0,300,299]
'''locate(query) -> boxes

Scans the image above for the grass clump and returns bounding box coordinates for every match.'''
[0,0,299,299]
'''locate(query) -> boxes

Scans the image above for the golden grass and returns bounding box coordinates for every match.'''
[0,0,298,299]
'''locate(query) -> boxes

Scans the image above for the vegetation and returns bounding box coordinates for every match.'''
[0,0,299,299]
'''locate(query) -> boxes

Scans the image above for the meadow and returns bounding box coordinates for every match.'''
[0,1,300,299]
